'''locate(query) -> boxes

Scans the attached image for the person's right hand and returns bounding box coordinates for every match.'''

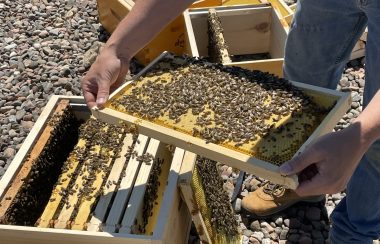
[81,45,130,109]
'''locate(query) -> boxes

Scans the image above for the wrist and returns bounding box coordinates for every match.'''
[350,118,379,150]
[104,42,133,63]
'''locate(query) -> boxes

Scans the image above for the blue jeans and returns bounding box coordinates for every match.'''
[284,0,380,243]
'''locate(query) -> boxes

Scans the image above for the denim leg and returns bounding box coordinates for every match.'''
[330,1,380,243]
[284,0,367,89]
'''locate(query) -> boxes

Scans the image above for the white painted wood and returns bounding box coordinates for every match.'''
[119,139,161,233]
[87,133,135,232]
[152,148,190,244]
[103,135,149,233]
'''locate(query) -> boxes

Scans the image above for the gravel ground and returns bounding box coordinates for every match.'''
[0,1,377,243]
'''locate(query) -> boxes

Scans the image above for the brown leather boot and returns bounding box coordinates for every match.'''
[241,182,325,217]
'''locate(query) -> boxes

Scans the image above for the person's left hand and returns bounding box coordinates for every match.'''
[279,123,370,196]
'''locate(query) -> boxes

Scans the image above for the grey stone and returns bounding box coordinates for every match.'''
[357,78,365,88]
[288,234,300,242]
[21,120,34,130]
[289,218,301,228]
[15,110,26,121]
[306,207,321,221]
[275,217,283,226]
[301,224,313,232]
[352,92,361,102]
[243,229,253,237]
[298,235,313,244]
[5,43,17,50]
[249,237,260,244]
[250,220,261,231]
[252,231,264,242]
[311,230,324,239]
[339,77,350,87]
[4,147,16,158]
[233,198,241,213]
[39,30,49,37]
[279,229,288,240]
[284,218,290,227]
[262,238,271,244]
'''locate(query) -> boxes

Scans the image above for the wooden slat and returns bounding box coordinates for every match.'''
[103,135,149,233]
[87,133,134,232]
[71,131,125,231]
[54,126,113,229]
[38,138,87,228]
[0,100,70,221]
[118,139,161,233]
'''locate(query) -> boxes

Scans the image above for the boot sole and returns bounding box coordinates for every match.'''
[240,195,326,218]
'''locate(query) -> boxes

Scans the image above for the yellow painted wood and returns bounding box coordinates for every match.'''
[38,138,87,228]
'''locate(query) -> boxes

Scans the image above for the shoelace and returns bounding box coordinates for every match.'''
[262,182,285,197]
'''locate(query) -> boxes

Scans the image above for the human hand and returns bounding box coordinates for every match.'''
[81,45,130,108]
[279,123,371,196]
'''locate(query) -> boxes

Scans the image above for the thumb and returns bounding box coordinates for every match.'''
[279,146,322,175]
[96,80,110,108]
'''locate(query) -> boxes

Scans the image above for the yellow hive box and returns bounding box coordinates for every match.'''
[96,0,291,65]
[92,52,351,189]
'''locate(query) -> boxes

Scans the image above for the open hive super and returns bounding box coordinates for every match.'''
[94,53,351,188]
[0,96,191,244]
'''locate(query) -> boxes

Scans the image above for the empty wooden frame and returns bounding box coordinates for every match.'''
[184,4,288,77]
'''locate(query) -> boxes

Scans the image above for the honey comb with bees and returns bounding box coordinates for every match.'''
[93,52,351,189]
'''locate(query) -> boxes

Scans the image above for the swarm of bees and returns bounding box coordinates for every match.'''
[207,9,231,64]
[139,157,165,234]
[52,118,126,223]
[110,55,331,166]
[1,107,80,225]
[195,156,240,243]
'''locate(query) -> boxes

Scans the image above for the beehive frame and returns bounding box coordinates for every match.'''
[184,4,288,77]
[0,96,191,244]
[92,52,351,189]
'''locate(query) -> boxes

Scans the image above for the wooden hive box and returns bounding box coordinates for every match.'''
[0,96,191,244]
[96,0,291,65]
[92,52,351,189]
[184,4,288,77]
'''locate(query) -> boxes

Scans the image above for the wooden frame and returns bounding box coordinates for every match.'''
[184,5,288,77]
[96,0,291,65]
[92,52,351,189]
[0,96,191,244]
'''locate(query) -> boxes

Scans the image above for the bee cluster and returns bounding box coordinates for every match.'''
[138,157,165,234]
[109,56,331,165]
[46,118,127,227]
[195,156,240,243]
[0,107,80,226]
[207,9,231,63]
